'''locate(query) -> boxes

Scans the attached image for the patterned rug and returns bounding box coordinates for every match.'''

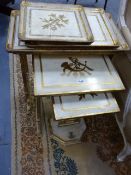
[10,54,131,175]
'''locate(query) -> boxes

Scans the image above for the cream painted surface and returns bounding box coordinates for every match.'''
[34,55,125,96]
[28,9,81,37]
[14,16,25,47]
[7,11,129,53]
[84,8,118,46]
[107,13,129,50]
[87,16,105,41]
[53,93,119,120]
[19,2,93,42]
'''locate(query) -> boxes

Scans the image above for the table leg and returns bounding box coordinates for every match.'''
[19,54,29,98]
[36,97,42,134]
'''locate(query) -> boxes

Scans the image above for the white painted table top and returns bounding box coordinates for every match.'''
[34,55,125,96]
[6,10,129,53]
[19,2,93,43]
[53,93,120,120]
[84,8,119,47]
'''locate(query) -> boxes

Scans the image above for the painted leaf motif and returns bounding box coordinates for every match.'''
[40,14,69,31]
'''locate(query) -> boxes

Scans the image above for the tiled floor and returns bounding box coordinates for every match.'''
[0,0,120,174]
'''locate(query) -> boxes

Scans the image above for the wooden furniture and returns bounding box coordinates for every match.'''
[7,2,129,146]
[7,7,129,100]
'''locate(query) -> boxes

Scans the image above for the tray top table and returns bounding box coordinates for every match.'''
[53,92,119,120]
[19,2,93,43]
[6,10,129,54]
[33,54,125,96]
